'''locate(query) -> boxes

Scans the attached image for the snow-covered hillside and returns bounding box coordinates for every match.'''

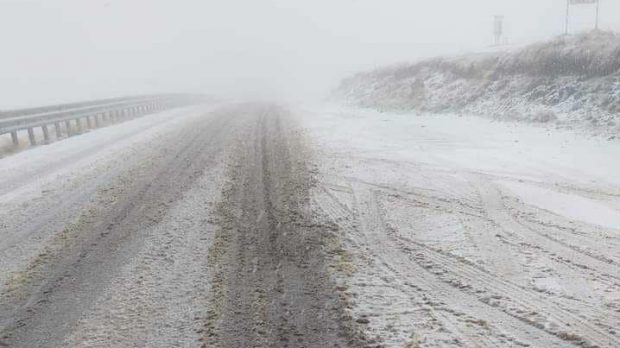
[333,31,620,137]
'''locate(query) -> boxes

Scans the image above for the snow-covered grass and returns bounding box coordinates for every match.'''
[333,31,620,137]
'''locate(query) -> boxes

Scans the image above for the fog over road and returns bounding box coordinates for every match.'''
[1,103,619,347]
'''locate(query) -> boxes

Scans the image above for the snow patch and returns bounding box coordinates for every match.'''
[500,180,620,230]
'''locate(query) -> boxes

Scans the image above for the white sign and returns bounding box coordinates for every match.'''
[570,0,597,4]
[565,0,600,34]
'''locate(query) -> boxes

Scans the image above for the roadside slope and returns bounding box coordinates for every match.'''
[334,31,620,136]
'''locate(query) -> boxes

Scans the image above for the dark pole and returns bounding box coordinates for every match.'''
[595,0,600,30]
[565,0,570,35]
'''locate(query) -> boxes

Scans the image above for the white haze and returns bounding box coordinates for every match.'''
[1,0,619,108]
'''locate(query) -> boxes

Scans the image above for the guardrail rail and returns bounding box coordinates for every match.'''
[0,94,206,147]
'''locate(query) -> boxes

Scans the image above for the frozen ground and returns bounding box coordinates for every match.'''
[301,106,620,347]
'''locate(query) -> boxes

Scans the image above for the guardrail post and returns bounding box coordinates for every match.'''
[27,127,36,145]
[75,118,83,133]
[42,125,50,144]
[65,120,72,136]
[95,114,101,127]
[87,115,94,129]
[10,131,19,146]
[55,122,62,139]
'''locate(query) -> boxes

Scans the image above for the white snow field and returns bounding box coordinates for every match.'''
[301,106,620,347]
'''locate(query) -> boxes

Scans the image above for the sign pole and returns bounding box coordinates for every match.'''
[595,0,600,30]
[494,15,503,46]
[565,0,570,35]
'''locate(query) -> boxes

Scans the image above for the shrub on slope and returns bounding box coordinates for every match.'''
[335,31,620,135]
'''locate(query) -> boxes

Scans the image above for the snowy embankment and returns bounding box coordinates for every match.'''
[333,31,620,138]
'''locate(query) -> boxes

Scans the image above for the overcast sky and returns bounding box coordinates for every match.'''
[0,0,618,108]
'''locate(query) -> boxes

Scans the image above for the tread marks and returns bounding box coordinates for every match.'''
[348,183,568,348]
[317,176,620,348]
[204,105,360,348]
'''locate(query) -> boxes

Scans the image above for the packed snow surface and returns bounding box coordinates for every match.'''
[501,180,620,230]
[302,105,620,347]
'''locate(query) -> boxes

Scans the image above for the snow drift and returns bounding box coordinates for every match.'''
[333,31,620,136]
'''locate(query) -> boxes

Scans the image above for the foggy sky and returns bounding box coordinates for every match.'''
[1,0,619,108]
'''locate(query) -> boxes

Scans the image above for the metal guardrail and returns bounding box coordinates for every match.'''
[0,94,205,146]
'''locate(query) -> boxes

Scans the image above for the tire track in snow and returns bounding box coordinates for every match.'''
[470,175,620,282]
[348,182,572,348]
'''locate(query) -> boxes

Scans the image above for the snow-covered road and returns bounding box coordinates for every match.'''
[0,103,361,347]
[302,106,620,347]
[1,102,619,347]
[0,104,232,346]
